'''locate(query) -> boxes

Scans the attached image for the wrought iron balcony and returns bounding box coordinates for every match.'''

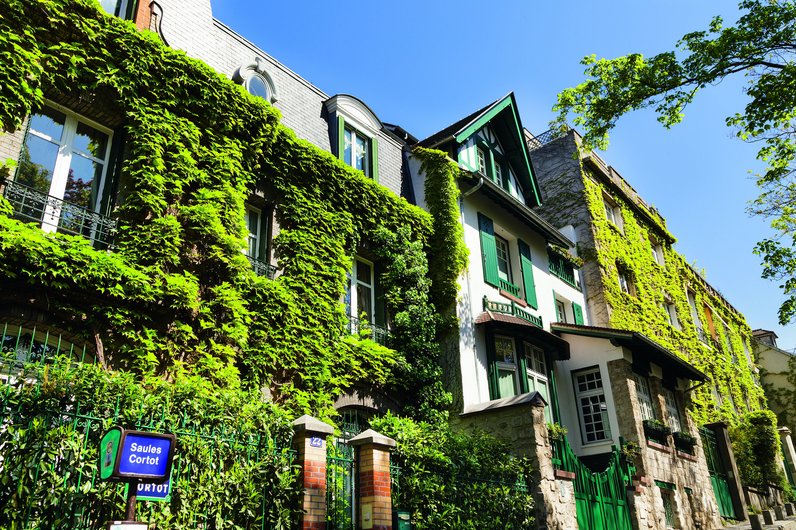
[483,297,543,328]
[247,255,276,279]
[2,179,117,248]
[347,316,390,346]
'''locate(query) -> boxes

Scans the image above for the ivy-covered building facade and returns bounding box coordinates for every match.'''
[0,0,789,529]
[527,128,770,527]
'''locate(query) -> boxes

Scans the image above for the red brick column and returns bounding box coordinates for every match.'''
[349,429,397,530]
[292,415,335,530]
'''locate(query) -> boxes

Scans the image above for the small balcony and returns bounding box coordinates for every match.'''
[247,255,276,279]
[483,297,543,329]
[2,179,117,248]
[548,252,578,288]
[347,315,390,346]
[498,278,521,298]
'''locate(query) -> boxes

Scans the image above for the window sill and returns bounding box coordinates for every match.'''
[676,450,697,462]
[646,439,672,454]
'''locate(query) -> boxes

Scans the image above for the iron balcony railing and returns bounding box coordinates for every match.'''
[247,255,277,279]
[347,315,390,346]
[483,297,543,328]
[527,128,565,151]
[2,179,117,248]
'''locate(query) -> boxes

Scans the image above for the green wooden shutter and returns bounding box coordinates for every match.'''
[337,116,346,160]
[486,330,499,400]
[517,239,538,309]
[518,349,530,394]
[478,213,500,287]
[370,137,379,182]
[572,302,584,325]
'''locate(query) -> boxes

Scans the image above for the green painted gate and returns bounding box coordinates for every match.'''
[552,438,634,530]
[326,410,365,530]
[699,426,737,519]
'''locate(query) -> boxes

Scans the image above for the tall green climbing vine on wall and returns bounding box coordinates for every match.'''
[581,170,764,425]
[0,0,444,421]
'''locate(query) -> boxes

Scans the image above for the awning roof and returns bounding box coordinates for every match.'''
[476,311,570,360]
[551,323,706,382]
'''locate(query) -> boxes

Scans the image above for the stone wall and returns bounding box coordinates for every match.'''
[607,358,723,530]
[458,398,579,530]
[528,132,611,327]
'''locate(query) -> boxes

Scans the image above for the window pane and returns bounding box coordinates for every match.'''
[495,237,510,281]
[344,129,353,166]
[356,284,372,322]
[246,209,260,258]
[73,121,109,160]
[29,108,66,141]
[498,368,517,398]
[246,75,269,100]
[64,153,102,209]
[356,260,372,286]
[495,337,515,364]
[355,135,367,171]
[17,138,58,193]
[99,0,121,14]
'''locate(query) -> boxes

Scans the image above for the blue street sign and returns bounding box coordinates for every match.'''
[137,478,171,501]
[118,433,173,479]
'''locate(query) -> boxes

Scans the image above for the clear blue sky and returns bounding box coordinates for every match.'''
[213,0,794,351]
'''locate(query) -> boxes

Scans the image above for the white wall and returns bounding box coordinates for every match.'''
[555,333,626,456]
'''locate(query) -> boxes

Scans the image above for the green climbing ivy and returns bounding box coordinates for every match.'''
[580,170,764,425]
[0,0,440,421]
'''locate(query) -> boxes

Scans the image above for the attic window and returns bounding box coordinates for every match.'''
[233,58,278,104]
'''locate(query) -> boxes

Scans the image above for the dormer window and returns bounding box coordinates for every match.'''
[325,95,382,181]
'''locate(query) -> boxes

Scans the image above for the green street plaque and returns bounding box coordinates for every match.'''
[99,426,122,480]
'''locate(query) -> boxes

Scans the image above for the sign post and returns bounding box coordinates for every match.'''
[98,427,176,529]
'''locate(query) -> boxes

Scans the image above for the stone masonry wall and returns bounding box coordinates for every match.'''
[458,401,579,530]
[607,359,722,530]
[529,131,611,327]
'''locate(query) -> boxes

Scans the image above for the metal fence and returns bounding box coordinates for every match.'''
[0,321,299,530]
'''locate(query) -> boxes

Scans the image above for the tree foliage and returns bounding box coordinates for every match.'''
[552,0,796,324]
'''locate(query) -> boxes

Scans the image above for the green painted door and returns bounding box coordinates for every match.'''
[699,426,737,519]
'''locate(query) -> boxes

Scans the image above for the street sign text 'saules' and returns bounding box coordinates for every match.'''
[99,427,176,483]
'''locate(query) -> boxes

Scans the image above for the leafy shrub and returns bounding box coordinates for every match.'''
[730,409,788,491]
[0,359,301,529]
[371,414,534,530]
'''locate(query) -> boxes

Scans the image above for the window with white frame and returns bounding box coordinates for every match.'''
[494,336,519,399]
[525,342,550,421]
[346,257,375,325]
[603,195,623,231]
[234,58,278,104]
[244,73,272,101]
[555,299,567,323]
[16,105,112,231]
[617,265,635,296]
[574,367,612,444]
[495,235,512,283]
[476,147,487,176]
[664,389,682,432]
[245,206,262,260]
[344,126,371,176]
[650,236,665,267]
[663,301,680,329]
[633,373,656,421]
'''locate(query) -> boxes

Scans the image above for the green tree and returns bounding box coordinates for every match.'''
[552,0,796,324]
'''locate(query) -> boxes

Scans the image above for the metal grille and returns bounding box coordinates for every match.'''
[347,316,390,346]
[247,255,277,279]
[3,179,117,248]
[527,129,565,151]
[0,320,298,529]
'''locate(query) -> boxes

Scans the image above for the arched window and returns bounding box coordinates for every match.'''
[233,58,278,104]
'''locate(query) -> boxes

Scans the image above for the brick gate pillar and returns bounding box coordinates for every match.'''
[349,429,397,530]
[292,415,335,530]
